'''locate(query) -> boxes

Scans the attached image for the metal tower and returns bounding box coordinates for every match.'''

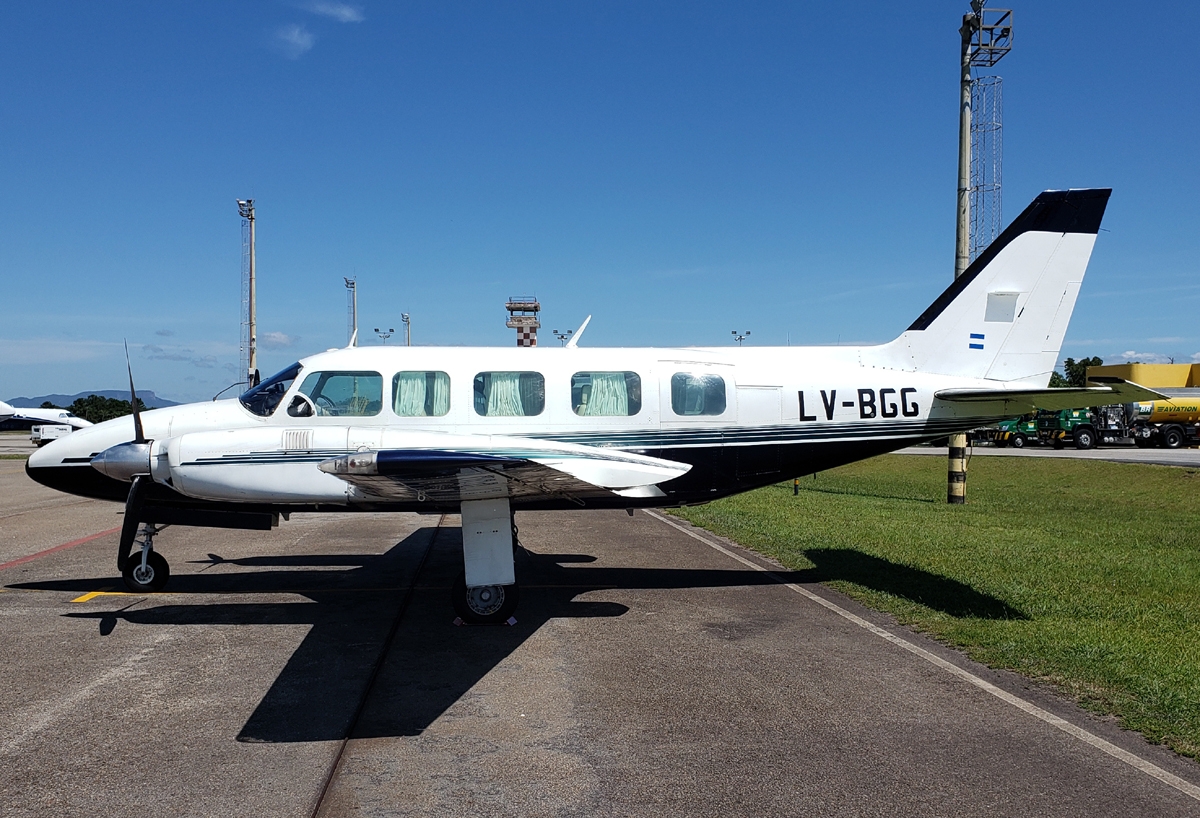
[969,75,1003,260]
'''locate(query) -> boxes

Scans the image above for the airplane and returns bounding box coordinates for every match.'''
[24,188,1163,624]
[0,400,94,430]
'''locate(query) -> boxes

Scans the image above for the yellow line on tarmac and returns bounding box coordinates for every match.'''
[70,589,128,603]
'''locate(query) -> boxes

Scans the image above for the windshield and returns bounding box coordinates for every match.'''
[239,363,302,417]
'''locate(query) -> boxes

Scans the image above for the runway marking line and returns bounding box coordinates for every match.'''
[648,510,1200,804]
[70,589,124,603]
[0,527,121,573]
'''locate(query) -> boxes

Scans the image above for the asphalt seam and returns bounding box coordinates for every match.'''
[646,509,1200,803]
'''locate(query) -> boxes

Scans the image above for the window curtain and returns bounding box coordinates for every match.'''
[393,372,428,416]
[583,372,628,416]
[486,373,525,416]
[429,372,450,416]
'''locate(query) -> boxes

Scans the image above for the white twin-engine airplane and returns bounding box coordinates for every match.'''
[0,400,93,430]
[25,189,1162,623]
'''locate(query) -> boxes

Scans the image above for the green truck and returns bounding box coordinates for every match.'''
[1035,408,1098,449]
[991,416,1039,448]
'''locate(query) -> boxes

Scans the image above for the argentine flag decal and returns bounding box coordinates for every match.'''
[969,333,984,350]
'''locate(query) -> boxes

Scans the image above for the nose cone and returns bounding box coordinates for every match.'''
[91,441,153,482]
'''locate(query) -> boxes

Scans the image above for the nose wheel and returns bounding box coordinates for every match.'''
[123,549,170,593]
[120,522,171,593]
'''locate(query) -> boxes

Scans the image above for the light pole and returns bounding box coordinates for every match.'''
[949,3,1013,505]
[375,327,394,343]
[344,277,358,346]
[731,330,751,346]
[553,329,573,346]
[236,199,258,387]
[401,313,411,346]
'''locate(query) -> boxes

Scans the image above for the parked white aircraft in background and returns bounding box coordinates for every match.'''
[25,189,1162,623]
[0,400,93,430]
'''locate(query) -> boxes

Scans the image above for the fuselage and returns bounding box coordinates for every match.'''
[27,343,1010,512]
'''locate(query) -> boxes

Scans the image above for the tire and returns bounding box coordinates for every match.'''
[1010,434,1025,449]
[1074,427,1096,450]
[1052,439,1064,450]
[452,572,519,624]
[995,438,1008,448]
[1163,426,1185,449]
[122,550,170,593]
[1133,437,1151,449]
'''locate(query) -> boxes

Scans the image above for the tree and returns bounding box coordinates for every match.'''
[39,401,61,409]
[1057,356,1104,388]
[68,395,147,424]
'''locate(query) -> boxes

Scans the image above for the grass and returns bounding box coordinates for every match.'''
[672,454,1200,758]
[0,454,29,460]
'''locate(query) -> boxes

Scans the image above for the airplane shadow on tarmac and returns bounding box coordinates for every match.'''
[11,524,1023,743]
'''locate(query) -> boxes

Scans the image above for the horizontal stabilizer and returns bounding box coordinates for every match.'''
[935,379,1167,415]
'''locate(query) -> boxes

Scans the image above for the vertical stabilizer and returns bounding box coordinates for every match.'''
[880,188,1110,384]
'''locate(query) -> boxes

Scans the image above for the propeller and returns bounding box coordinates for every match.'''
[91,341,155,571]
[126,339,146,444]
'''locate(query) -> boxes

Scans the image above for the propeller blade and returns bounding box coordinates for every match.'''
[124,339,146,444]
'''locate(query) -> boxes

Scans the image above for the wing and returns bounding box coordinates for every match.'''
[319,439,691,505]
[935,378,1167,415]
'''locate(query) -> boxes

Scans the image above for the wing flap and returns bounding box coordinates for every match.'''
[319,444,690,505]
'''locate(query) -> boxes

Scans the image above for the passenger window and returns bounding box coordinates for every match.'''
[671,373,726,416]
[571,372,642,416]
[392,371,450,417]
[288,371,383,417]
[474,372,544,416]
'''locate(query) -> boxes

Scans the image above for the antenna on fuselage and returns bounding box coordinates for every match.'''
[565,315,591,348]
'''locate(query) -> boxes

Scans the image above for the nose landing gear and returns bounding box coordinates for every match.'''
[122,523,171,593]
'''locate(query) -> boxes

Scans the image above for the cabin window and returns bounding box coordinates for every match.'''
[473,372,544,417]
[289,371,383,417]
[670,373,727,416]
[571,372,642,416]
[240,362,302,417]
[392,371,451,417]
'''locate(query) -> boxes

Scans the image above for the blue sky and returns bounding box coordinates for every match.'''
[2,2,1197,402]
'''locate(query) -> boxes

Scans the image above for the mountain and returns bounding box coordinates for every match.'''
[6,390,182,409]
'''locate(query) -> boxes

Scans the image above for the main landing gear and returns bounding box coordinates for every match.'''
[452,497,521,624]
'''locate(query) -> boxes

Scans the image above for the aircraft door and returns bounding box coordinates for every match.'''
[735,386,782,427]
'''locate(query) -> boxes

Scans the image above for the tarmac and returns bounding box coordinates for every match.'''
[4,457,1200,816]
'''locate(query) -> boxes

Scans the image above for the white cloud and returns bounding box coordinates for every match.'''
[260,331,300,350]
[156,329,174,337]
[1117,350,1175,364]
[274,23,316,59]
[1192,352,1200,363]
[303,1,364,22]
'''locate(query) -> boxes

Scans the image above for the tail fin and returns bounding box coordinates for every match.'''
[881,188,1111,384]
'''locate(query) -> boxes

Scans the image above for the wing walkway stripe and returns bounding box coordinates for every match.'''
[647,510,1200,803]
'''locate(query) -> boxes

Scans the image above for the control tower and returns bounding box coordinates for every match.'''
[505,296,541,347]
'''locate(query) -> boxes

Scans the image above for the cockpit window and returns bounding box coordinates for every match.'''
[239,363,302,417]
[289,371,383,417]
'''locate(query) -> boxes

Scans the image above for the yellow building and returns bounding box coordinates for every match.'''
[1086,363,1200,389]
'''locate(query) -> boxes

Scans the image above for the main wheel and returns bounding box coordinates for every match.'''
[1010,434,1026,449]
[1163,426,1185,449]
[1074,427,1096,450]
[452,573,519,624]
[122,551,170,593]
